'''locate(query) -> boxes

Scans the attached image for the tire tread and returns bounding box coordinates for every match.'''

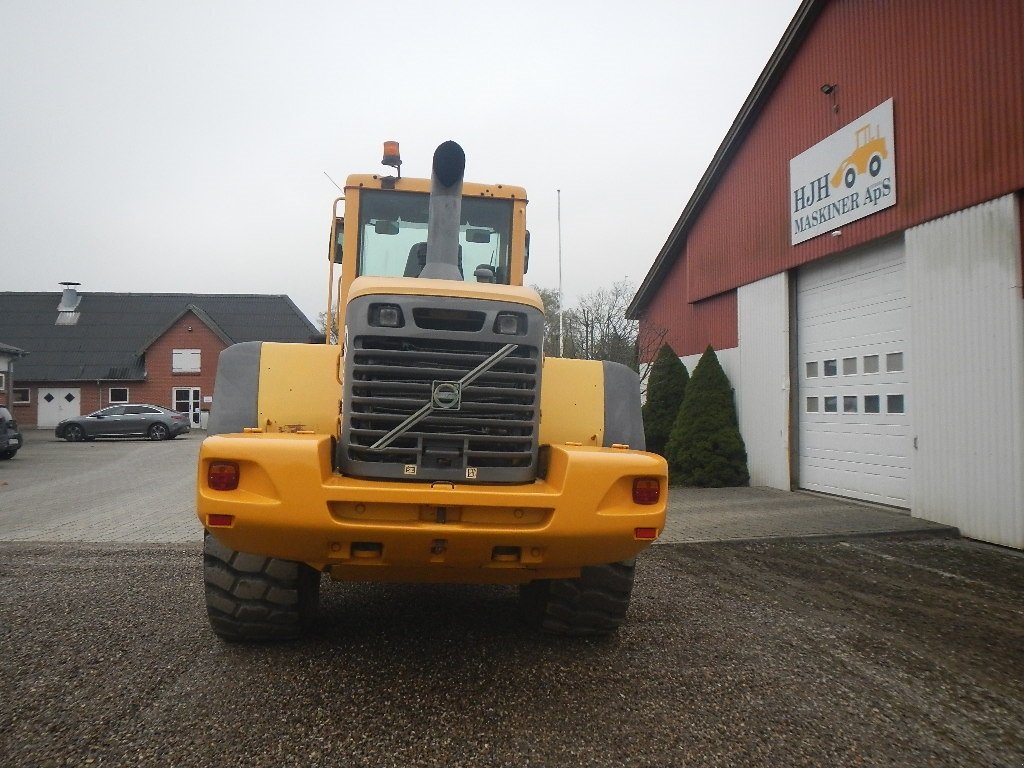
[519,560,636,636]
[202,534,320,642]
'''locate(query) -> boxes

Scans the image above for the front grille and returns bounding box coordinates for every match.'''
[339,295,543,483]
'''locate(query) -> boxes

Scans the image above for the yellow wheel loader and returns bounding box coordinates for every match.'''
[197,141,667,640]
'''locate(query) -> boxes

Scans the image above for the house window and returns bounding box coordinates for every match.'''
[13,388,30,405]
[172,348,201,373]
[109,387,130,404]
[0,372,5,390]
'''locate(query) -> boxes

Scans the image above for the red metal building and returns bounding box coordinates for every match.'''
[629,0,1024,548]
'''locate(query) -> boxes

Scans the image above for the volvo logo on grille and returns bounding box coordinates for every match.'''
[431,381,462,410]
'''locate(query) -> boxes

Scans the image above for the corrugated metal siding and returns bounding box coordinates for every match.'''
[638,248,737,359]
[906,195,1024,549]
[737,273,791,489]
[680,0,1024,302]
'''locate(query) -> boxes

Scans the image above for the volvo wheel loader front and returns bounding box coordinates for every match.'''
[197,140,667,641]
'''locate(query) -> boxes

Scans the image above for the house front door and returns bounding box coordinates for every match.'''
[173,387,201,427]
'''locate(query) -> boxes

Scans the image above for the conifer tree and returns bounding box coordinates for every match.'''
[641,343,688,456]
[666,345,749,487]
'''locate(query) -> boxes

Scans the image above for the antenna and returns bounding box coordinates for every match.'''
[323,171,344,193]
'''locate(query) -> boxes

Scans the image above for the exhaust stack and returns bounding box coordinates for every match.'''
[419,140,465,281]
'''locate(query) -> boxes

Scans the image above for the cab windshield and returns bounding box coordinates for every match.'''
[357,189,513,284]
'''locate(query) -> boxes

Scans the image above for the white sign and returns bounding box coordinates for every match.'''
[790,99,896,244]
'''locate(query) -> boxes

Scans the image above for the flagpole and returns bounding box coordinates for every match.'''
[557,189,564,357]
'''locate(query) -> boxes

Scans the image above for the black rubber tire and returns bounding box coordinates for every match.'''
[203,533,321,641]
[519,559,636,636]
[0,449,15,460]
[64,424,84,442]
[148,423,169,441]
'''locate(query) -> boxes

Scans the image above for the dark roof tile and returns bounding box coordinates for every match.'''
[0,292,319,382]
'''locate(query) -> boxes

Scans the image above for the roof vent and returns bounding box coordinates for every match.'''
[56,281,82,326]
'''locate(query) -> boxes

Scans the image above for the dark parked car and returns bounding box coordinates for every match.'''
[55,404,191,442]
[0,406,22,459]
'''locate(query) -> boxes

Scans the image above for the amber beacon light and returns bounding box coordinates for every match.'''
[381,141,402,170]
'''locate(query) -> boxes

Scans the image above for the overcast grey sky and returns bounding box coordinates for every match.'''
[1,0,801,322]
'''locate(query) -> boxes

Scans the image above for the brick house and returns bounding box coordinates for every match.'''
[0,287,320,428]
[0,341,28,407]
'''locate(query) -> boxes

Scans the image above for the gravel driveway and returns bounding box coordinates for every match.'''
[0,432,1022,766]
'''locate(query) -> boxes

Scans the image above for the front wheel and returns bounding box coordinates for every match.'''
[64,424,84,442]
[203,533,321,641]
[148,423,169,440]
[519,560,636,636]
[0,449,15,460]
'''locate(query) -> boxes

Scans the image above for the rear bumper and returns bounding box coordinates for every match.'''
[196,433,667,583]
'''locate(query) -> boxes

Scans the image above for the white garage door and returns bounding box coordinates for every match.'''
[37,387,82,428]
[797,238,911,507]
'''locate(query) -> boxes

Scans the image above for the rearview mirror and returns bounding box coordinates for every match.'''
[466,228,492,244]
[524,230,531,274]
[374,220,400,235]
[329,216,344,263]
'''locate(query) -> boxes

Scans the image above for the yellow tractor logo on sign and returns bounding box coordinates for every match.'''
[830,123,889,188]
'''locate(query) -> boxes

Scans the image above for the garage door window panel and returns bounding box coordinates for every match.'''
[863,355,879,374]
[865,395,881,413]
[887,394,905,414]
[886,352,904,372]
[823,359,838,376]
[806,361,819,378]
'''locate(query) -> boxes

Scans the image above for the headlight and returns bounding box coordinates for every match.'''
[369,303,403,328]
[494,311,525,335]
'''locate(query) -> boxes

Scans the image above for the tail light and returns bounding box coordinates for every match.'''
[632,477,661,505]
[208,461,239,491]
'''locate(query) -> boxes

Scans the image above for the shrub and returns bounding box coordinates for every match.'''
[641,343,688,456]
[666,345,749,487]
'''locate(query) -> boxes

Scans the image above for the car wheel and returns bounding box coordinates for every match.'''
[844,166,857,188]
[203,533,321,641]
[0,449,15,460]
[519,559,636,636]
[148,423,170,441]
[64,424,85,442]
[869,153,882,177]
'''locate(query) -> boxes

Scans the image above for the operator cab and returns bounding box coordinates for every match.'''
[356,189,514,285]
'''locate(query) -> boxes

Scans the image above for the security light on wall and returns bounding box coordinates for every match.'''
[820,83,839,113]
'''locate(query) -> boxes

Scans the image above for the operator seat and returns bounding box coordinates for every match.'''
[404,242,464,278]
